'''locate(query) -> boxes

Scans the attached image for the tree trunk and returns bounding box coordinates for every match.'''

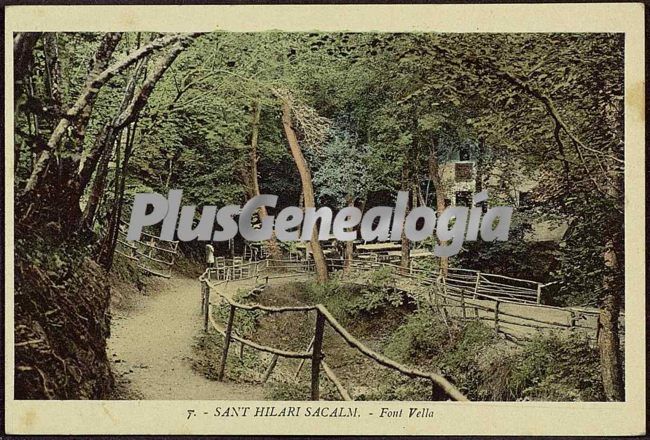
[399,153,411,275]
[18,33,123,235]
[249,101,282,262]
[43,34,64,117]
[280,99,328,282]
[428,136,449,276]
[13,33,41,82]
[81,125,114,229]
[98,120,137,270]
[597,238,624,401]
[597,167,624,401]
[343,196,356,274]
[19,33,200,236]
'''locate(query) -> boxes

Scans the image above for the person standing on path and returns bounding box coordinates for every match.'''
[206,243,215,269]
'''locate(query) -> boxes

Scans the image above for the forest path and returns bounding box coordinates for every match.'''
[108,274,265,400]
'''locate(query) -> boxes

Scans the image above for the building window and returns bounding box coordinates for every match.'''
[455,191,472,206]
[454,162,473,182]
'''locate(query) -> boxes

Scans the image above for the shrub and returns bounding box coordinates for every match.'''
[350,286,404,317]
[505,333,605,401]
[383,308,452,363]
[435,321,498,399]
[265,377,340,401]
[359,373,432,401]
[301,278,356,325]
[214,288,263,337]
[191,333,265,383]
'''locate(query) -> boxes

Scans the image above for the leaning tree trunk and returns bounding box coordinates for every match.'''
[95,39,194,269]
[14,33,42,81]
[18,32,123,235]
[81,125,115,229]
[82,59,145,229]
[428,136,449,277]
[280,100,328,283]
[249,101,283,262]
[98,121,137,270]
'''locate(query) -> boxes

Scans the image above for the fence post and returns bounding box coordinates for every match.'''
[218,304,236,381]
[494,300,500,336]
[311,309,326,401]
[460,289,466,320]
[203,285,210,333]
[201,283,205,314]
[262,354,279,383]
[536,283,542,304]
[473,272,481,299]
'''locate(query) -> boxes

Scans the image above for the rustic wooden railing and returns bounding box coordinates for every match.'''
[324,259,610,345]
[205,256,618,346]
[199,267,469,402]
[211,257,543,304]
[116,224,179,278]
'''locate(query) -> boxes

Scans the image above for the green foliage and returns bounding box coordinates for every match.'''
[214,288,263,337]
[301,278,354,325]
[301,268,408,323]
[346,268,404,316]
[192,333,265,384]
[349,286,404,317]
[381,309,603,401]
[383,309,452,363]
[264,378,339,401]
[313,126,372,208]
[359,374,432,401]
[505,333,605,401]
[435,322,498,398]
[455,217,557,282]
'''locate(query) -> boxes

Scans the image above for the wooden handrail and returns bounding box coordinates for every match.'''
[201,271,467,401]
[134,249,174,265]
[207,306,312,359]
[315,305,468,402]
[322,360,352,401]
[198,255,617,401]
[135,240,178,254]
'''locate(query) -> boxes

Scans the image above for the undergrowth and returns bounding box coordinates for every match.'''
[378,306,605,401]
[300,268,412,326]
[264,378,340,401]
[194,269,605,402]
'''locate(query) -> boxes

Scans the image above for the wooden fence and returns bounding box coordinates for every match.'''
[115,225,179,278]
[205,256,621,347]
[199,267,468,402]
[198,257,625,400]
[325,258,616,345]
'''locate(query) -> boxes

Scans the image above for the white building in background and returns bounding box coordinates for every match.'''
[437,142,568,242]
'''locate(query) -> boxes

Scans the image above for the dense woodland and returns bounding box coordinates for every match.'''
[13,32,624,400]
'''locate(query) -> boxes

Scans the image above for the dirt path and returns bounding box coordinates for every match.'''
[108,275,265,400]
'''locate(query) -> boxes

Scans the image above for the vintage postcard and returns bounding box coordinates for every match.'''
[4,3,645,436]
